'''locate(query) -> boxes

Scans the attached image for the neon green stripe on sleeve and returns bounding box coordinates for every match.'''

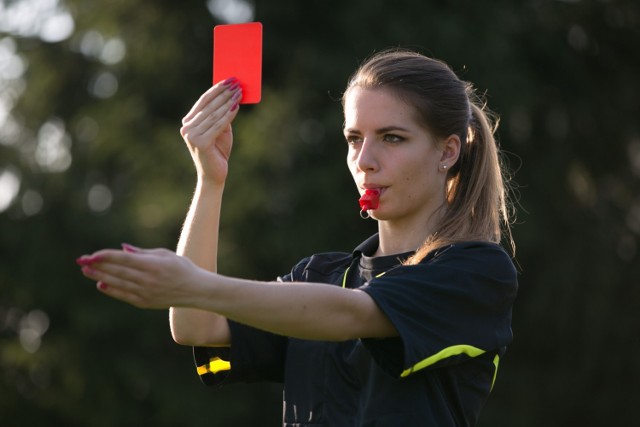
[400,345,486,378]
[490,354,500,391]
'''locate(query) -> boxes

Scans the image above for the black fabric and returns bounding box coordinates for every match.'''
[195,324,287,386]
[360,242,517,377]
[193,234,518,426]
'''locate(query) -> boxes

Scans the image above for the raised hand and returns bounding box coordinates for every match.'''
[180,78,243,184]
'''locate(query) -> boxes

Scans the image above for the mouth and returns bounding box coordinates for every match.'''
[359,187,384,211]
[361,185,386,196]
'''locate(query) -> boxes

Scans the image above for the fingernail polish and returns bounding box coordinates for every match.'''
[229,81,241,91]
[77,256,101,266]
[97,282,108,290]
[230,102,239,112]
[82,265,96,275]
[222,77,237,86]
[122,243,139,253]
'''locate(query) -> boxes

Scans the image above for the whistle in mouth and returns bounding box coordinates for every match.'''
[359,189,380,211]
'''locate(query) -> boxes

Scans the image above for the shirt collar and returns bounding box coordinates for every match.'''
[352,234,380,258]
[353,233,414,268]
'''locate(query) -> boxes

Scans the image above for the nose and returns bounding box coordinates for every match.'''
[355,138,378,172]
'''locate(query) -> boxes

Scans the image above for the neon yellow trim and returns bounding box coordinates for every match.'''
[400,345,486,378]
[342,267,386,288]
[342,267,349,288]
[197,357,231,376]
[490,354,499,391]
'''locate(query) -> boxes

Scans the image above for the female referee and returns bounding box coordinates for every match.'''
[78,49,518,426]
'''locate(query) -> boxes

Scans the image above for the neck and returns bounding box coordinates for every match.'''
[374,206,446,257]
[374,224,426,257]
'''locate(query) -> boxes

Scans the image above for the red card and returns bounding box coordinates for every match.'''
[213,22,262,104]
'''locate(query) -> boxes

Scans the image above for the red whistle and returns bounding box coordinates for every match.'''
[359,189,380,211]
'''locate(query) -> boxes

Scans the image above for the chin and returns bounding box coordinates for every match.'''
[369,210,388,221]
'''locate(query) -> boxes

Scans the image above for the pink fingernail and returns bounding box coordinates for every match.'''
[97,282,108,290]
[121,243,139,253]
[222,77,237,86]
[229,81,241,91]
[230,102,239,112]
[76,255,102,265]
[82,265,96,275]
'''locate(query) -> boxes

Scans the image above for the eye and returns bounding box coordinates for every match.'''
[383,134,405,143]
[345,134,363,145]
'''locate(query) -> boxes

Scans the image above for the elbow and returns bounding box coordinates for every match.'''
[169,308,231,346]
[170,326,198,346]
[171,326,217,347]
[169,309,203,346]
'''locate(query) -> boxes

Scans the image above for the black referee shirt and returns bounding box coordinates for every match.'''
[194,234,518,426]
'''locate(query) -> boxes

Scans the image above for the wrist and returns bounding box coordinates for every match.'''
[195,175,225,193]
[183,267,213,307]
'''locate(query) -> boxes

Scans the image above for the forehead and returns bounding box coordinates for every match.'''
[343,87,417,130]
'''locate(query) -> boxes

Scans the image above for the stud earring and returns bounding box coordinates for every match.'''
[440,164,448,171]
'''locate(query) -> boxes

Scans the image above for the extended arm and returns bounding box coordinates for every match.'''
[196,275,398,342]
[79,249,398,342]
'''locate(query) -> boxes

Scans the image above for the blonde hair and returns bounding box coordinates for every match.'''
[343,49,515,263]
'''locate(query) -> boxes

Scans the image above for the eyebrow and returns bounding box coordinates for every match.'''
[343,126,412,134]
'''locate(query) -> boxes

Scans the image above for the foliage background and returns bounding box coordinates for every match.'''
[1,0,639,425]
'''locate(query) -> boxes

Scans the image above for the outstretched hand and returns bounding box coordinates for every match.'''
[77,244,207,309]
[180,78,243,184]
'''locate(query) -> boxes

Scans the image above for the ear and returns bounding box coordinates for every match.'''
[439,134,461,168]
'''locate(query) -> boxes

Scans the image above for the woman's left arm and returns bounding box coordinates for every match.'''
[78,247,398,343]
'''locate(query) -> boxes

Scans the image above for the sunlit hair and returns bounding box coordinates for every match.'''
[343,48,515,263]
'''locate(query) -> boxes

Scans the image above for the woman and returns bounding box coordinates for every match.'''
[78,49,518,426]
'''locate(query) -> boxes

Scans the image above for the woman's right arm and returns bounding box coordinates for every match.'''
[169,79,242,347]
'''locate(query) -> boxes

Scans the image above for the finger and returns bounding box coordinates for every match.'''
[82,257,156,303]
[181,86,241,138]
[88,257,176,309]
[80,257,143,284]
[76,248,148,273]
[120,243,170,256]
[184,81,241,127]
[77,249,125,267]
[96,280,150,309]
[121,243,139,253]
[182,78,238,125]
[184,89,242,140]
[182,79,235,124]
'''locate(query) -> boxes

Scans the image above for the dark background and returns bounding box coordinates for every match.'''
[1,0,639,425]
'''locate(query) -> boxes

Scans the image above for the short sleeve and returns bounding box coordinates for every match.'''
[193,251,353,386]
[359,242,518,378]
[194,320,288,386]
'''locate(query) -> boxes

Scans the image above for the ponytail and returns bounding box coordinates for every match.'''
[405,98,514,265]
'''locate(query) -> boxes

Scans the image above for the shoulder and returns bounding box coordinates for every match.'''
[419,241,516,278]
[377,241,518,300]
[281,251,353,284]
